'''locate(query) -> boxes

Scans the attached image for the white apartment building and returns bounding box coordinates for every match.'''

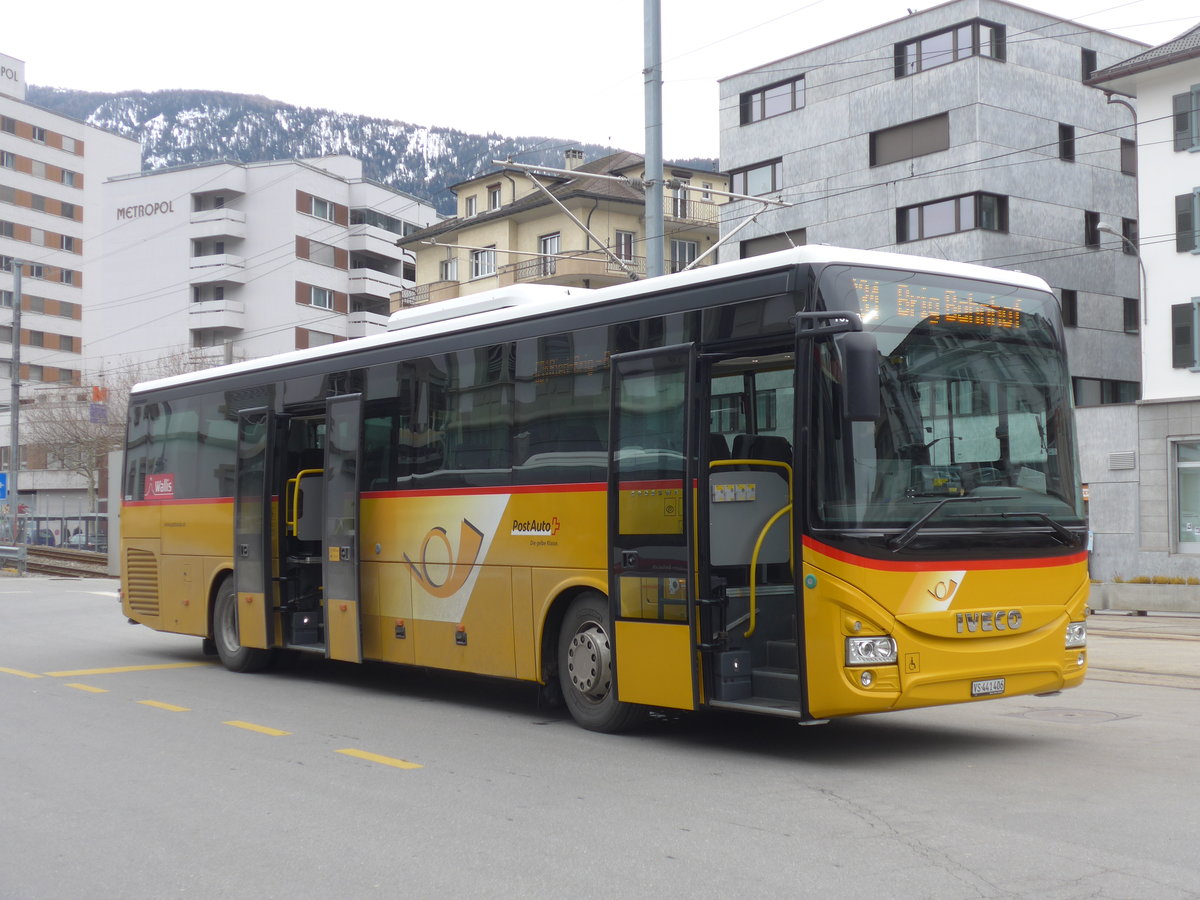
[1,51,142,526]
[90,156,438,376]
[1090,22,1200,611]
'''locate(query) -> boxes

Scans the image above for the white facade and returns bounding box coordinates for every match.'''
[1,49,143,525]
[89,156,438,376]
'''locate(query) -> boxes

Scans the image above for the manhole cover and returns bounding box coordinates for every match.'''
[1012,707,1133,724]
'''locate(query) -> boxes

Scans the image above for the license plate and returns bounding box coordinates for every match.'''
[971,678,1005,697]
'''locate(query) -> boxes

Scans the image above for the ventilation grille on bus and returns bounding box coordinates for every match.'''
[125,548,160,616]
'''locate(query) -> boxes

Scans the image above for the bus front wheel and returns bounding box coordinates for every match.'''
[557,593,644,733]
[212,580,273,673]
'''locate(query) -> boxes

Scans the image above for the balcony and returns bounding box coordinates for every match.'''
[348,223,408,261]
[347,310,389,338]
[348,267,406,300]
[497,253,645,288]
[190,207,247,240]
[394,280,461,309]
[189,298,245,330]
[668,198,722,226]
[189,254,247,285]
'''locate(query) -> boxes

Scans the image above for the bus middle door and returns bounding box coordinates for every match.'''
[322,393,364,663]
[607,345,698,711]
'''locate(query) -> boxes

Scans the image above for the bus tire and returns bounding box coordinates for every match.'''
[557,592,644,733]
[212,579,273,673]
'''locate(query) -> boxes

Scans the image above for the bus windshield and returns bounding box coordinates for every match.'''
[813,264,1084,539]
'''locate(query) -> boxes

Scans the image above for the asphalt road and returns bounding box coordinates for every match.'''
[2,576,1198,899]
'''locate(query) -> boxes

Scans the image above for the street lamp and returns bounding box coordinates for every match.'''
[1097,221,1148,326]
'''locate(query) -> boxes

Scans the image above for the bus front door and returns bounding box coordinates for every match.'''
[322,393,363,663]
[234,408,275,651]
[607,346,698,711]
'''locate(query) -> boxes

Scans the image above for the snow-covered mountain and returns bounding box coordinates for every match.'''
[28,87,715,215]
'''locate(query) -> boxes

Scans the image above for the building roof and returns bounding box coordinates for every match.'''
[1089,21,1200,94]
[398,150,672,246]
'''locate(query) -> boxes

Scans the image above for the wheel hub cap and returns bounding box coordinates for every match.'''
[567,622,612,700]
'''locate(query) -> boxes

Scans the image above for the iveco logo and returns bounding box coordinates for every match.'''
[956,610,1022,633]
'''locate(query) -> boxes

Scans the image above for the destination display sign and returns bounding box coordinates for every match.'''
[851,277,1025,330]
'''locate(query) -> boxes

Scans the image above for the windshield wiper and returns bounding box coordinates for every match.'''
[951,510,1084,547]
[888,495,1011,552]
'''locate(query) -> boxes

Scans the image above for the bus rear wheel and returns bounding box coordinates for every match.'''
[557,593,644,733]
[212,579,273,673]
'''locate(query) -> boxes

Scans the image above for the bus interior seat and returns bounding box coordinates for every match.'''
[709,433,731,461]
[733,433,791,463]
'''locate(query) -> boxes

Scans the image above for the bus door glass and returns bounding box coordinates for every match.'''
[234,407,275,650]
[608,345,698,711]
[322,394,363,663]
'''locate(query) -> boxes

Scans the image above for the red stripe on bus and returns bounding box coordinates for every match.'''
[803,535,1087,572]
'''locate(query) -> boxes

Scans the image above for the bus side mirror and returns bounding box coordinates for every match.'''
[835,331,880,422]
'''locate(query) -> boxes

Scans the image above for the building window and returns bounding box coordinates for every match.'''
[614,230,635,261]
[1173,86,1200,151]
[310,286,333,309]
[61,136,76,153]
[0,220,11,238]
[740,76,805,125]
[59,202,76,220]
[730,159,783,196]
[439,257,459,282]
[1176,191,1199,252]
[870,113,950,167]
[1172,300,1200,369]
[896,192,1007,242]
[471,246,496,279]
[1081,48,1098,81]
[1058,124,1076,162]
[0,151,13,169]
[1124,297,1139,334]
[61,269,75,285]
[60,235,75,252]
[538,233,559,277]
[1060,289,1078,328]
[670,240,698,274]
[1120,138,1137,175]
[61,170,78,187]
[32,126,46,143]
[894,19,1005,78]
[1084,210,1101,248]
[1175,442,1200,549]
[464,196,477,217]
[0,116,15,134]
[1071,377,1139,406]
[310,197,334,221]
[488,186,502,210]
[307,239,337,267]
[740,229,807,257]
[1122,218,1138,254]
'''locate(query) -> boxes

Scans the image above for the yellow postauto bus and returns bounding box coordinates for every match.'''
[121,246,1089,732]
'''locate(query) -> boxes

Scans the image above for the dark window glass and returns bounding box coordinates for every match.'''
[1081,48,1097,81]
[1120,138,1137,175]
[1174,92,1196,152]
[1123,297,1139,334]
[1122,218,1138,254]
[1061,289,1078,328]
[1084,211,1101,248]
[1177,194,1196,252]
[1173,303,1195,369]
[1059,124,1075,162]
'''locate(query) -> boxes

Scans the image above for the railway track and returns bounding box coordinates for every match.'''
[22,545,111,578]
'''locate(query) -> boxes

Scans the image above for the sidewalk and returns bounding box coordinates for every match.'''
[1086,611,1200,689]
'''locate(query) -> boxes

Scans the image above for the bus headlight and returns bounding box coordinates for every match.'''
[846,636,897,666]
[1065,621,1087,649]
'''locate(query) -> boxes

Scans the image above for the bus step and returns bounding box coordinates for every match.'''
[766,640,798,670]
[752,666,799,701]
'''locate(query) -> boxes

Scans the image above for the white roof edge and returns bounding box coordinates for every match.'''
[387,284,578,331]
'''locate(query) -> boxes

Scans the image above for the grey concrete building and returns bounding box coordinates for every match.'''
[718,0,1146,587]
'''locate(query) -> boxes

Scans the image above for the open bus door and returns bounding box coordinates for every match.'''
[234,408,275,651]
[322,393,363,663]
[607,345,699,711]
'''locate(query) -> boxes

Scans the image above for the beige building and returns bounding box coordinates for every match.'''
[396,150,727,305]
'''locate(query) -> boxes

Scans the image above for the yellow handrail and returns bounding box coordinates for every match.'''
[745,504,792,638]
[285,468,324,536]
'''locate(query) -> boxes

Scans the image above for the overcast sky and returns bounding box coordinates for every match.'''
[6,0,1194,160]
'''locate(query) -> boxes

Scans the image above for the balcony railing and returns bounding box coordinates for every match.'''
[189,208,247,240]
[668,198,721,226]
[395,280,462,310]
[497,253,645,287]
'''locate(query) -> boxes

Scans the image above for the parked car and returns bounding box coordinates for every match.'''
[30,529,56,546]
[67,533,105,552]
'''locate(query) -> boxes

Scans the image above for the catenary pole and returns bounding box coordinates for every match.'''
[644,0,664,278]
[8,259,20,542]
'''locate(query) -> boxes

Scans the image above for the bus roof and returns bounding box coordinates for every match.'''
[131,245,1052,396]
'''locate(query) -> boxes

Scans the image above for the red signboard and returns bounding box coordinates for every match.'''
[144,474,176,500]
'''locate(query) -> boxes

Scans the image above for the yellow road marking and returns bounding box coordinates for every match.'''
[224,720,291,736]
[65,683,108,693]
[138,700,190,712]
[336,748,422,770]
[0,667,42,679]
[44,662,215,677]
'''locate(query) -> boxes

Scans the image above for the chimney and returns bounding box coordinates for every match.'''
[564,149,584,171]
